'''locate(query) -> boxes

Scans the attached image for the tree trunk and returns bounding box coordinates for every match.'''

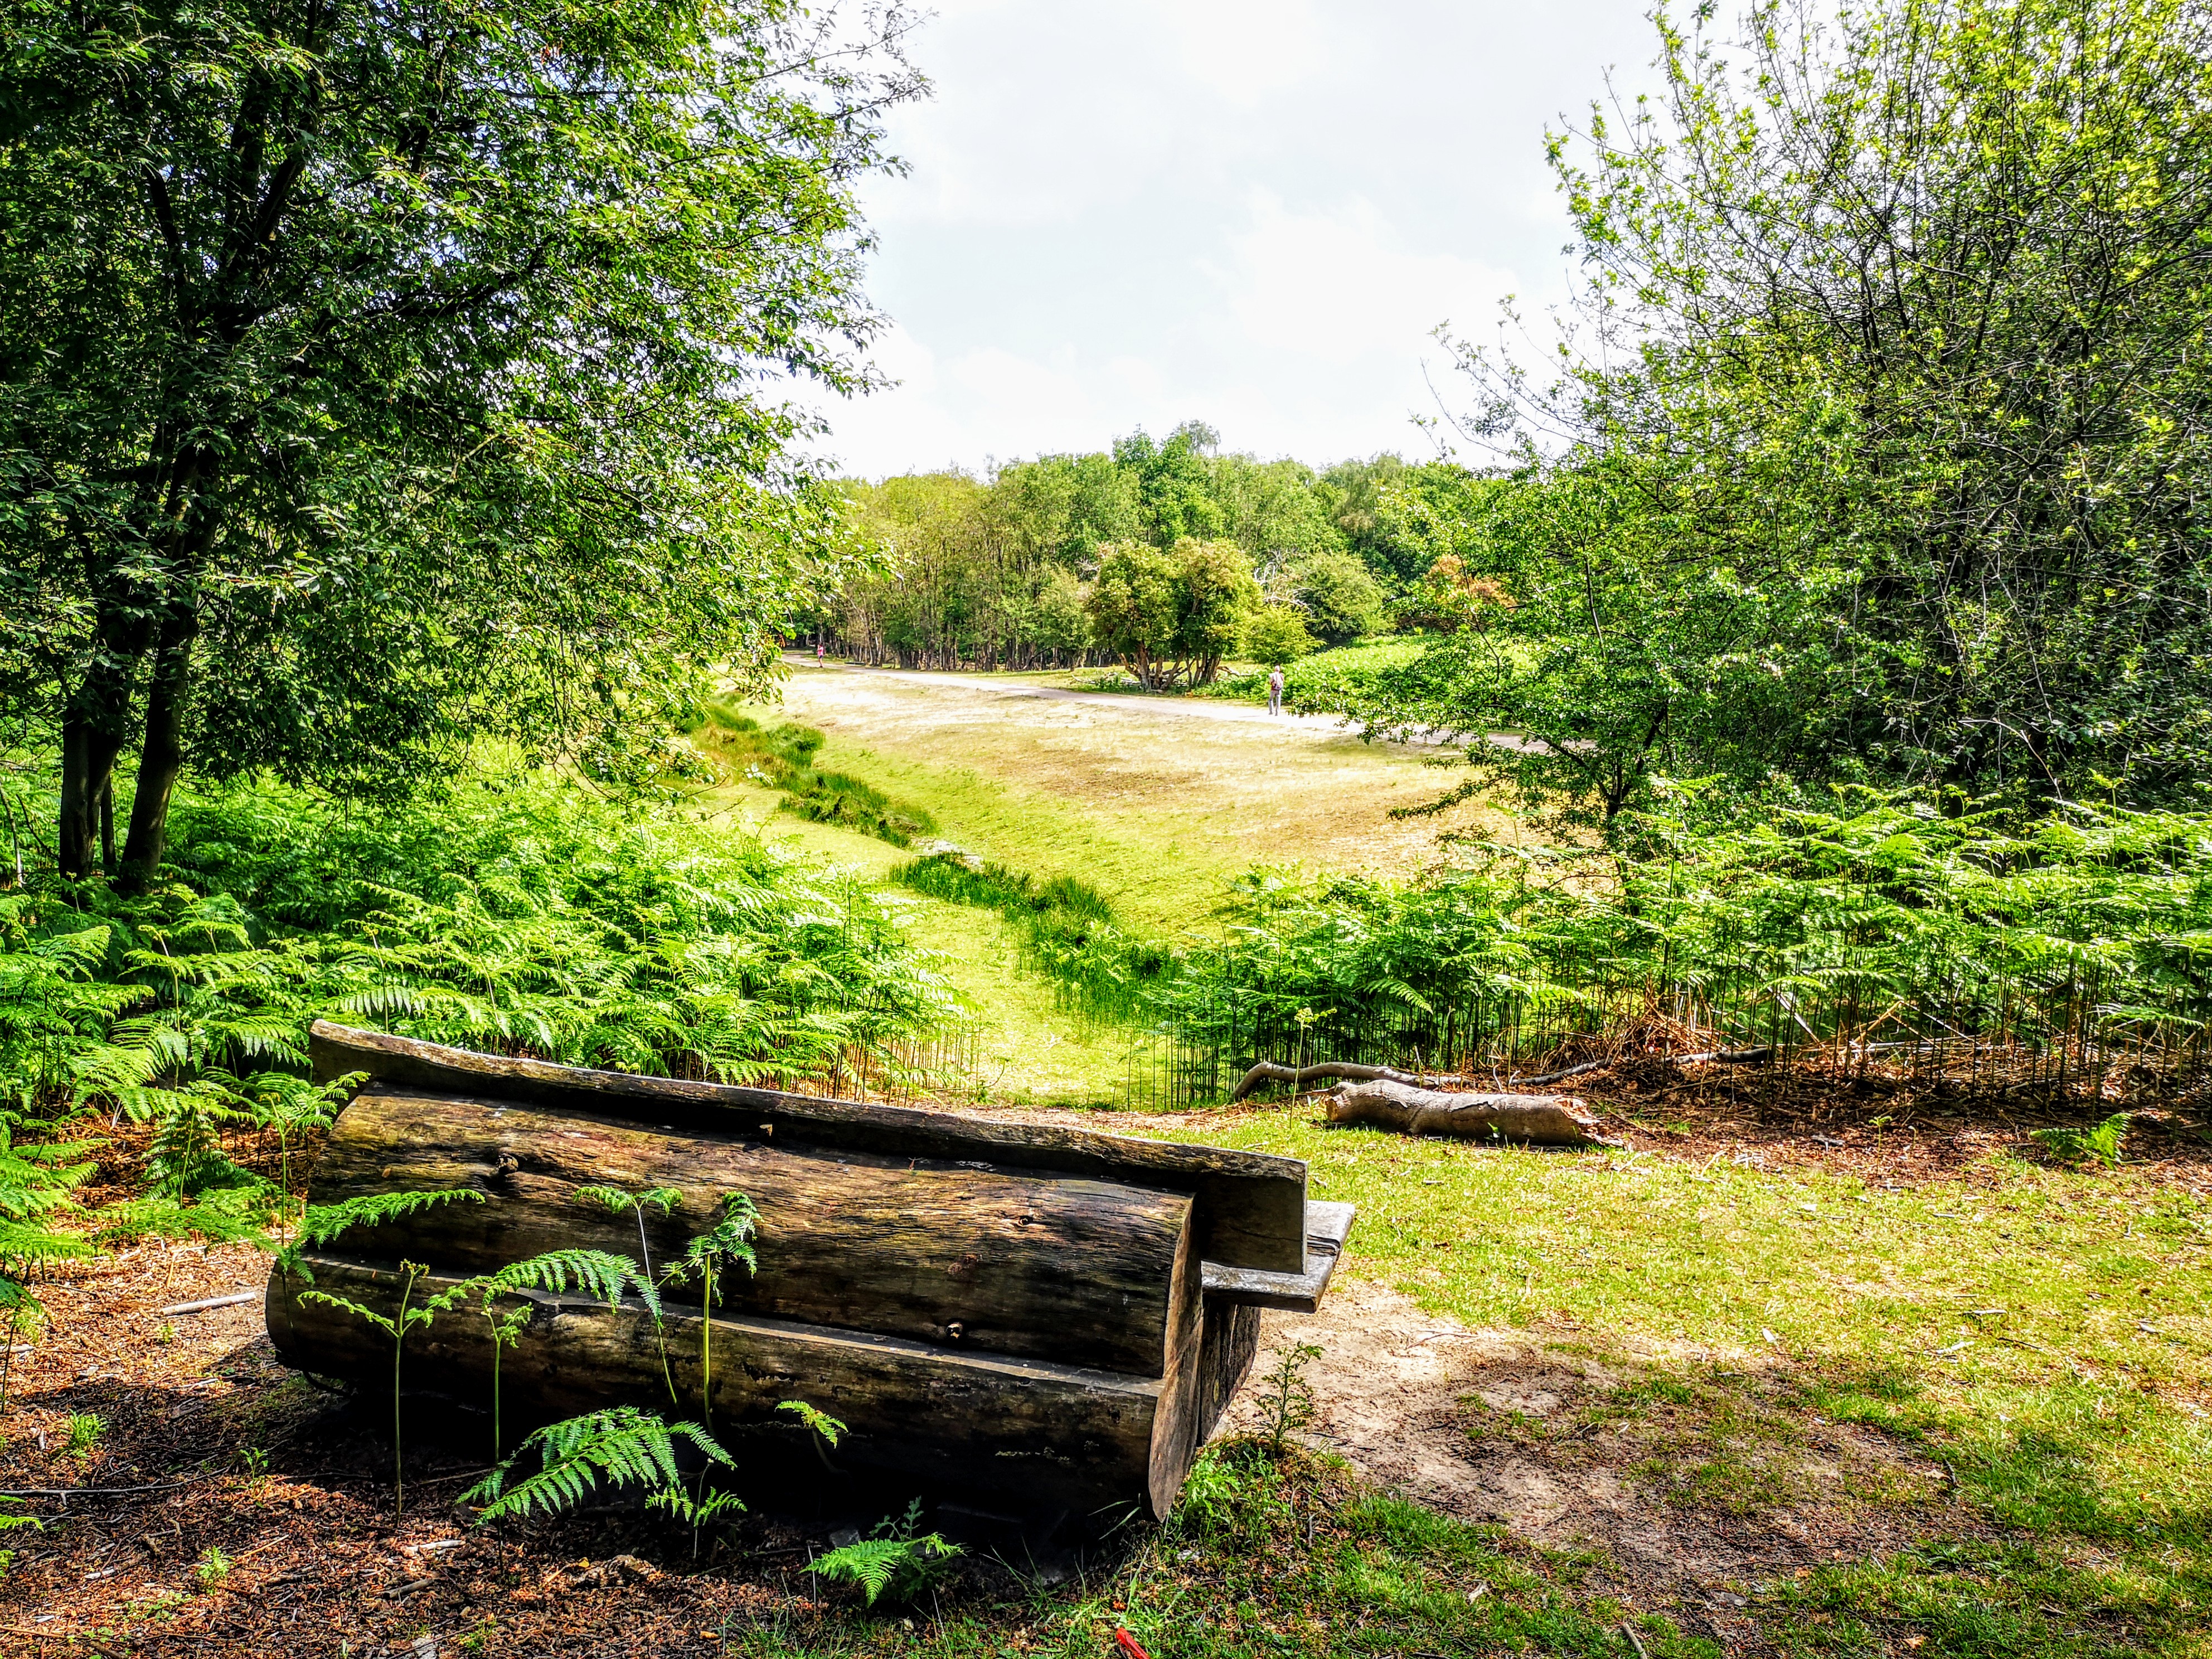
[1323,1078,1613,1146]
[98,776,115,876]
[57,677,135,881]
[119,611,198,889]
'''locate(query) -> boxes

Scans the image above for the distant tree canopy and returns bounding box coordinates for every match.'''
[832,426,1457,671]
[0,0,916,882]
[1330,0,2212,831]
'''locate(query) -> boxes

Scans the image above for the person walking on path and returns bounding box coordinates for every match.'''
[1267,665,1285,716]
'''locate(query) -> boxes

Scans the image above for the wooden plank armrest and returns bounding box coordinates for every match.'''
[1199,1200,1355,1313]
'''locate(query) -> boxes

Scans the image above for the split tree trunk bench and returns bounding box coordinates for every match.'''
[267,1023,1355,1522]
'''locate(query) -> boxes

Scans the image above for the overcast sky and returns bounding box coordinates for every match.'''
[798,0,1660,479]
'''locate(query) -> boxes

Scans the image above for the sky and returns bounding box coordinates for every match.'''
[799,0,1661,480]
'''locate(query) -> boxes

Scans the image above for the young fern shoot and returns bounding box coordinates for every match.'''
[574,1184,682,1283]
[298,1258,438,1516]
[575,1183,685,1400]
[670,1193,760,1434]
[449,1249,657,1461]
[275,1187,483,1514]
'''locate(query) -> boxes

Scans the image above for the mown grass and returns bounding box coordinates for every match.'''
[1186,1108,2210,1656]
[768,666,1496,934]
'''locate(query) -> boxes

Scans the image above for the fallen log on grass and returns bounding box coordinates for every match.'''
[1234,1046,1775,1103]
[1323,1078,1613,1147]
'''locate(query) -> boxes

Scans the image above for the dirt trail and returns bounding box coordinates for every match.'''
[1222,1275,1954,1631]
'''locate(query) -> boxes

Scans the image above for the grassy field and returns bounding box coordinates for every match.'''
[677,663,1502,1105]
[664,663,2212,1657]
[760,663,1493,933]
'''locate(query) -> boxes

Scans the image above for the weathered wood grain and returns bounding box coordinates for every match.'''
[266,1256,1200,1518]
[1199,1200,1356,1314]
[313,1086,1191,1376]
[311,1022,1307,1273]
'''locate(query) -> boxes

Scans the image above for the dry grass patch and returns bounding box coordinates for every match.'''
[765,666,1502,932]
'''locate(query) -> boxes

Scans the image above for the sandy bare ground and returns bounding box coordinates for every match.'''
[763,664,1504,928]
[1222,1275,1957,1643]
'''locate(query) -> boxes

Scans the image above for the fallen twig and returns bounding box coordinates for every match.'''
[158,1291,261,1317]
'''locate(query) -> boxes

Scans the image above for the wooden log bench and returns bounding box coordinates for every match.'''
[267,1022,1355,1524]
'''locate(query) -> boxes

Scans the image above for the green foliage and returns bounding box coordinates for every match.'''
[464,1406,733,1524]
[1418,0,2212,814]
[811,1498,963,1608]
[1286,550,1386,646]
[0,766,957,1145]
[0,1123,95,1415]
[2031,1113,2133,1168]
[1258,1342,1321,1457]
[2,0,919,879]
[299,1254,453,1513]
[1088,538,1259,690]
[444,1246,659,1461]
[192,1547,231,1591]
[830,431,1447,674]
[777,1399,847,1448]
[1241,606,1319,665]
[64,1411,101,1459]
[275,1189,484,1282]
[894,854,1166,1022]
[1119,788,2212,1102]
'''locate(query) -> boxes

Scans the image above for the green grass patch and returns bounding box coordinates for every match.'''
[894,853,1180,1025]
[1179,1108,2209,1655]
[687,701,938,848]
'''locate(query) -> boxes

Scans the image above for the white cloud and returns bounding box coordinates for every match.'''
[802,0,1663,476]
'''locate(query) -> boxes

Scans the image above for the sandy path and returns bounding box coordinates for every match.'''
[784,657,1485,748]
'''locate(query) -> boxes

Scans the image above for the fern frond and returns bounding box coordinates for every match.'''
[483,1248,661,1317]
[275,1188,482,1278]
[777,1399,845,1448]
[464,1407,730,1524]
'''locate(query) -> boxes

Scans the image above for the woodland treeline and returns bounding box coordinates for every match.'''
[825,430,1497,682]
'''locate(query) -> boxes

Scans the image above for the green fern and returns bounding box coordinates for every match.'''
[0,1126,96,1418]
[777,1399,845,1448]
[274,1187,484,1281]
[464,1406,732,1524]
[298,1255,449,1516]
[442,1248,658,1460]
[576,1184,682,1277]
[2031,1112,2133,1167]
[666,1194,760,1433]
[575,1184,685,1399]
[811,1499,962,1607]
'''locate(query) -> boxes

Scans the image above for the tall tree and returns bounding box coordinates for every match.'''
[0,0,918,881]
[1445,0,2212,811]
